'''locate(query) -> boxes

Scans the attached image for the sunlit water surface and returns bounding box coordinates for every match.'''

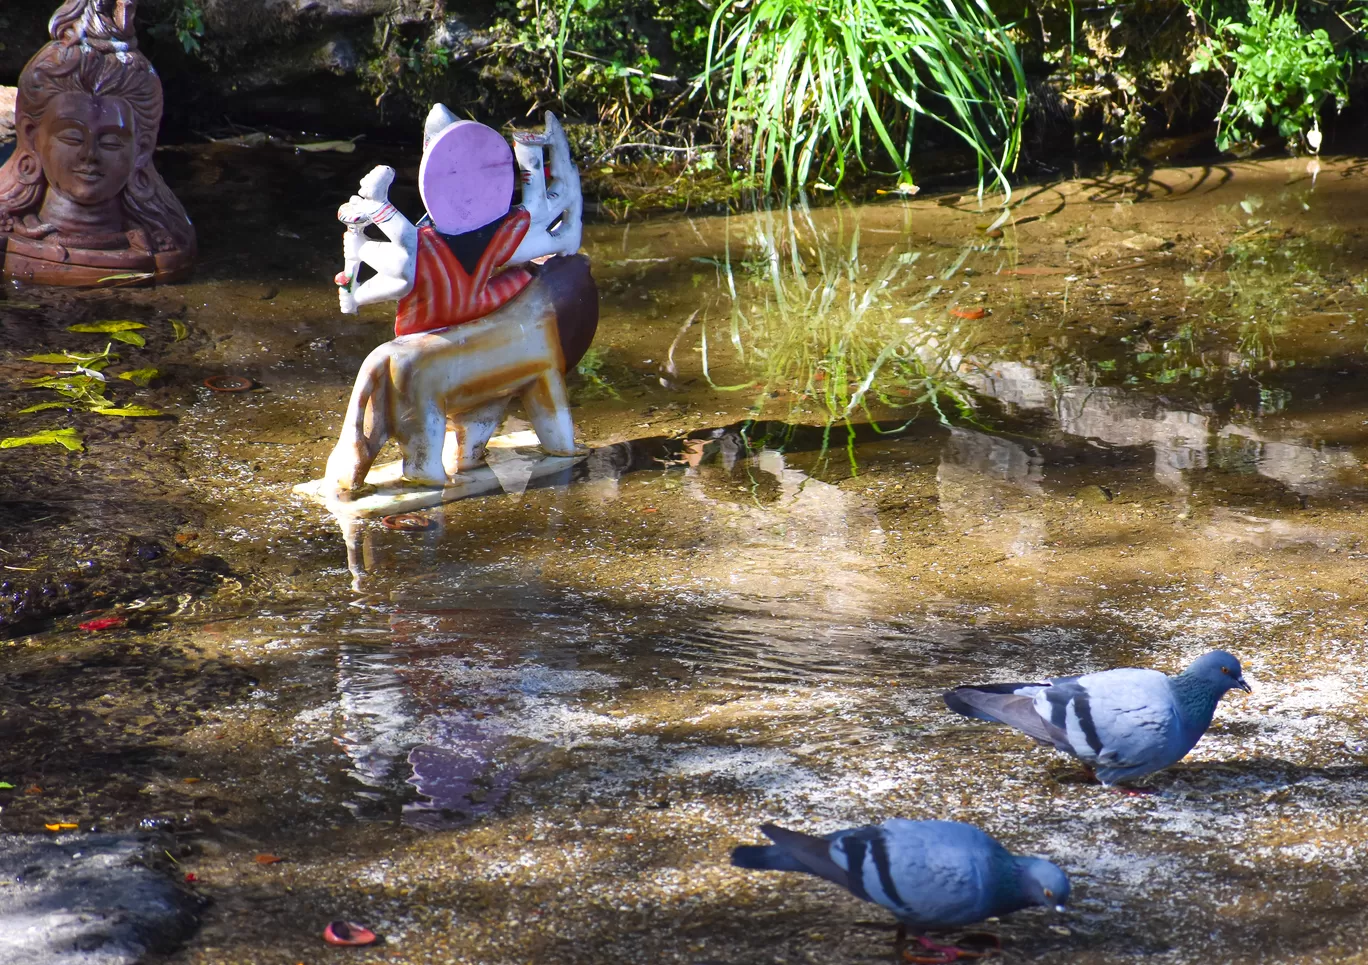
[3,149,1368,963]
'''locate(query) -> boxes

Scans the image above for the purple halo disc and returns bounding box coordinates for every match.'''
[418,121,515,235]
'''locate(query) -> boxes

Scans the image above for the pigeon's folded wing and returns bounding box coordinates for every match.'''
[1046,669,1180,776]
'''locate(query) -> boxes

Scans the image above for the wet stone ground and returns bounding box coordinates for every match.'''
[2,148,1368,963]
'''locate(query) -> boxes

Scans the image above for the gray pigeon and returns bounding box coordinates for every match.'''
[731,819,1067,956]
[944,648,1251,785]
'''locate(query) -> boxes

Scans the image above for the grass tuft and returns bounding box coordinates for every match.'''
[703,0,1026,193]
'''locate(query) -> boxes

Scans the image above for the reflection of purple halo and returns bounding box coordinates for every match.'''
[404,732,516,831]
[419,121,515,235]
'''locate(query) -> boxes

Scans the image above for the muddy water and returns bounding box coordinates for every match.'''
[3,150,1368,964]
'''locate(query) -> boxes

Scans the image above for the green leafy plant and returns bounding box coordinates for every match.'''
[573,346,621,399]
[1189,0,1348,152]
[702,0,1026,191]
[697,205,978,438]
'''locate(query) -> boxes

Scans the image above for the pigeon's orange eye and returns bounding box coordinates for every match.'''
[1043,888,1054,899]
[1221,667,1230,674]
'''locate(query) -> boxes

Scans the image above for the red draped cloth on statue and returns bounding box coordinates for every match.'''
[394,209,534,337]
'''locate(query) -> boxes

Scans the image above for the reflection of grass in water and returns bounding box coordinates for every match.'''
[573,346,621,400]
[1115,209,1341,388]
[696,204,977,454]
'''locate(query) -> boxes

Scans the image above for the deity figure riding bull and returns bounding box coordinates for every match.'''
[322,107,598,494]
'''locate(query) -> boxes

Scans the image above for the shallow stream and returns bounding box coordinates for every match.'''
[3,149,1368,963]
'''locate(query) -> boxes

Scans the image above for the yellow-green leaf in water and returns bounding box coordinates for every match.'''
[117,367,159,387]
[109,330,146,347]
[17,401,72,414]
[68,320,146,333]
[95,272,154,284]
[0,428,84,451]
[91,405,163,417]
[170,319,188,341]
[293,137,360,154]
[23,350,117,364]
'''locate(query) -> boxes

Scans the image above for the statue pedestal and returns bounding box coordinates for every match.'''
[294,429,587,519]
[0,233,193,286]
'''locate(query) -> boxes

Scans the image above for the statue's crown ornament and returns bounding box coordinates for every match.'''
[49,0,139,53]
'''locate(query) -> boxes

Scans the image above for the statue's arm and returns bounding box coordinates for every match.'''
[336,197,418,313]
[508,112,583,265]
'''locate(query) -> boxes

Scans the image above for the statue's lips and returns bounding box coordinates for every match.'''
[71,170,105,183]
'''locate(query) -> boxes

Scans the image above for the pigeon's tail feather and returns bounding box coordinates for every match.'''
[730,844,807,873]
[759,824,852,890]
[944,682,1035,721]
[944,686,1071,749]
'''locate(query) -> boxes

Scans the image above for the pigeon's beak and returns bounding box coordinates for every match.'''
[1235,676,1252,694]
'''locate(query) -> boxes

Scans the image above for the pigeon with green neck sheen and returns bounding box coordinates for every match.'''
[943,649,1251,785]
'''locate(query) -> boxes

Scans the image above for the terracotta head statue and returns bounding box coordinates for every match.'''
[0,0,195,273]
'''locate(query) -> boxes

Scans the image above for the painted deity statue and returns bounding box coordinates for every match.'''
[0,0,196,286]
[322,106,598,494]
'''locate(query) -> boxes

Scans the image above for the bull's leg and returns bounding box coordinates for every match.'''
[522,369,579,456]
[444,398,509,475]
[325,364,389,491]
[398,398,450,486]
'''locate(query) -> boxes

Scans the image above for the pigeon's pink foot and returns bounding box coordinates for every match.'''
[1110,785,1157,797]
[902,934,998,963]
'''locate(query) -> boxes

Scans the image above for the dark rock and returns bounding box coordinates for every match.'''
[0,833,202,965]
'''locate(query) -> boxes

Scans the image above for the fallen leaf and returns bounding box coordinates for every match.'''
[0,782,14,789]
[68,320,146,333]
[1,429,84,451]
[184,872,198,883]
[170,320,188,341]
[25,786,43,795]
[23,352,110,364]
[1002,266,1069,276]
[255,853,283,865]
[293,138,360,154]
[182,777,201,784]
[44,822,78,831]
[16,401,72,414]
[95,272,154,284]
[109,330,147,347]
[950,306,986,320]
[117,368,160,387]
[79,616,127,631]
[91,405,165,418]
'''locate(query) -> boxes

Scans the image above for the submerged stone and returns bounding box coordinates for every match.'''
[0,833,201,965]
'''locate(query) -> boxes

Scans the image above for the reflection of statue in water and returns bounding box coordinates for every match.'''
[0,0,196,286]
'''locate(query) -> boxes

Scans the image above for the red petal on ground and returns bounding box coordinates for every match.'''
[323,921,378,946]
[78,616,127,631]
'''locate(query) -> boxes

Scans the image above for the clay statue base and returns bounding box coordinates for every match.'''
[0,234,192,286]
[293,428,587,519]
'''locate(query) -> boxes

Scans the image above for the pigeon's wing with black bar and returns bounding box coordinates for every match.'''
[943,681,1073,751]
[752,823,858,893]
